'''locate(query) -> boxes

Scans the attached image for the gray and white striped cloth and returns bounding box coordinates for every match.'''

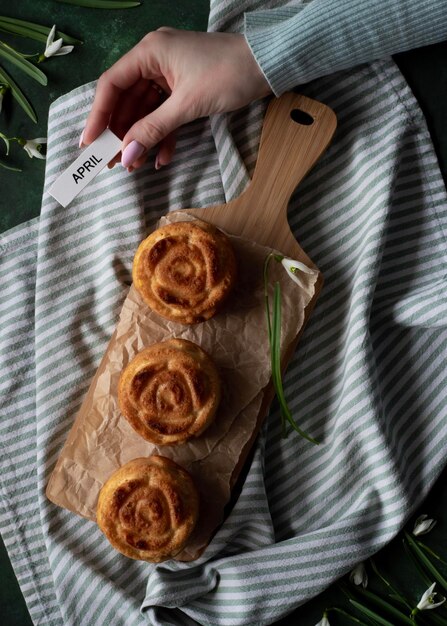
[1,2,447,625]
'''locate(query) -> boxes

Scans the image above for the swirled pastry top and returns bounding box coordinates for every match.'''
[97,456,199,562]
[132,221,237,324]
[118,338,221,445]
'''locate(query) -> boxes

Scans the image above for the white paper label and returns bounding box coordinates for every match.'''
[48,129,122,208]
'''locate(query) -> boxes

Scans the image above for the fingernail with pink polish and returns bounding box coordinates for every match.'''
[121,140,145,168]
[79,129,85,148]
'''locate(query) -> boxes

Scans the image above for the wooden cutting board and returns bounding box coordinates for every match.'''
[46,92,336,559]
[183,93,336,482]
[185,92,337,258]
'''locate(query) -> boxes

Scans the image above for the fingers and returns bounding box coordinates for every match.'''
[156,132,176,169]
[121,93,186,169]
[107,80,169,170]
[82,34,163,145]
[110,79,163,142]
[81,28,187,171]
[127,131,177,171]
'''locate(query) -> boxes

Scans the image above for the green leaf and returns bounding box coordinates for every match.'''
[264,252,319,444]
[418,541,447,567]
[0,159,21,171]
[349,600,403,626]
[0,42,47,85]
[263,254,273,343]
[369,559,412,609]
[329,607,371,626]
[272,281,287,437]
[0,64,37,122]
[405,532,447,593]
[0,17,82,45]
[271,281,318,442]
[264,254,286,435]
[402,538,433,588]
[350,586,415,625]
[54,0,141,7]
[0,17,81,45]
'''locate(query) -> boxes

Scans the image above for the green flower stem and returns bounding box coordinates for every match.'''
[54,0,141,7]
[272,281,287,437]
[0,16,81,44]
[417,541,447,567]
[370,559,412,609]
[263,255,285,434]
[349,599,415,626]
[410,607,420,619]
[0,41,47,85]
[405,532,447,593]
[328,607,370,625]
[0,64,37,122]
[403,539,434,588]
[0,159,21,171]
[263,253,319,443]
[263,254,273,342]
[348,585,415,625]
[0,131,10,154]
[273,281,319,443]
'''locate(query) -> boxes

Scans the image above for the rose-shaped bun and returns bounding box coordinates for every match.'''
[97,456,199,562]
[132,220,237,324]
[118,338,221,445]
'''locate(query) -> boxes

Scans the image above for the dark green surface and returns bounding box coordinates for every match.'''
[1,2,447,625]
[0,0,210,230]
[0,534,34,626]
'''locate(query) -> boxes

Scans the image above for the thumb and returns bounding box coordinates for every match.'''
[121,94,187,169]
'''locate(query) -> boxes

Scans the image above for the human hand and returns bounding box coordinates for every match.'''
[81,28,272,171]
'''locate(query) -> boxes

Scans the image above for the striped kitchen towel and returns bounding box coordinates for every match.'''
[1,1,447,625]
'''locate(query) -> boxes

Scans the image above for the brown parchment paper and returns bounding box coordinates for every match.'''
[46,213,318,560]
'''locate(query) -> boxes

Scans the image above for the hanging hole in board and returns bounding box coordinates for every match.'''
[290,109,314,125]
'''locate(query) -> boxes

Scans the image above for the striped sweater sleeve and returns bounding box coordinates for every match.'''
[244,0,447,95]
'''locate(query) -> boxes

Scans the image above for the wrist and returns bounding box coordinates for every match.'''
[236,33,273,100]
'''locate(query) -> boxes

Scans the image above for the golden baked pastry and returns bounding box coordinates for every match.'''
[118,338,221,445]
[132,220,237,324]
[97,456,199,562]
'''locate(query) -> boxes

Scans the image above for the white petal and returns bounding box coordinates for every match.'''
[46,24,56,48]
[31,150,46,160]
[282,257,317,275]
[416,582,446,611]
[315,616,330,626]
[23,139,46,159]
[350,562,368,588]
[281,257,318,288]
[413,515,436,536]
[425,596,446,610]
[417,583,437,609]
[424,583,437,599]
[53,45,74,56]
[45,38,63,58]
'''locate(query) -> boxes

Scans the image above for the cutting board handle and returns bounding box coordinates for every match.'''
[188,92,337,254]
[237,93,337,241]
